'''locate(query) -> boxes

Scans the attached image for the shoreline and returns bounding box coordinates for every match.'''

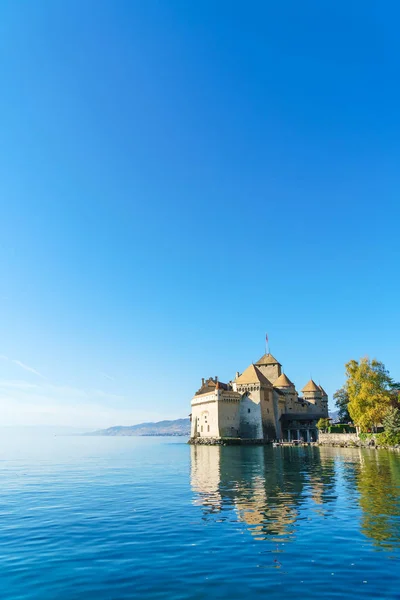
[188,436,400,451]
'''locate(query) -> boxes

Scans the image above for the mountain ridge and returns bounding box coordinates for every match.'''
[86,418,190,436]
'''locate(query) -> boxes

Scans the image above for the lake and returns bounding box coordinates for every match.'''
[0,435,399,599]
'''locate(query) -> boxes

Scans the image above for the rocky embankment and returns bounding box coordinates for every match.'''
[188,437,271,446]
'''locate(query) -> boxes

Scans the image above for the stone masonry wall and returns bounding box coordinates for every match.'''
[318,433,359,445]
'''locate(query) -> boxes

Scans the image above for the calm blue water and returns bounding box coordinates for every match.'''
[0,435,399,599]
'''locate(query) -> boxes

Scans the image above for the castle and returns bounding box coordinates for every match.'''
[190,352,329,442]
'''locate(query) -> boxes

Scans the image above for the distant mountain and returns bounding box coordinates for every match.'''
[0,426,93,436]
[329,410,339,421]
[86,418,191,437]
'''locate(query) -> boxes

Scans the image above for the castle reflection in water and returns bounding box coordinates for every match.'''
[190,445,400,549]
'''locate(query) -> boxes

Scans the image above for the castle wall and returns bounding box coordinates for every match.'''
[256,363,281,383]
[273,394,285,438]
[218,396,241,438]
[302,391,322,405]
[301,397,328,416]
[260,388,277,439]
[191,394,219,438]
[291,397,309,413]
[238,390,263,439]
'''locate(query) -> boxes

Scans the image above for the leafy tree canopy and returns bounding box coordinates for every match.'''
[346,358,394,432]
[333,386,350,423]
[382,407,400,437]
[388,381,400,409]
[317,418,330,432]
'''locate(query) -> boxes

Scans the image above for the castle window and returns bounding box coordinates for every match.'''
[201,426,203,432]
[207,425,210,432]
[248,408,251,413]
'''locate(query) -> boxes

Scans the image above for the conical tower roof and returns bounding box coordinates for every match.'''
[273,373,294,388]
[235,364,270,386]
[318,385,328,396]
[301,379,321,393]
[255,353,281,366]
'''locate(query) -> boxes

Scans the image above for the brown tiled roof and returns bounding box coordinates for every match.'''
[235,364,270,385]
[195,377,216,396]
[318,385,328,396]
[255,353,281,366]
[301,379,321,393]
[273,373,294,388]
[195,377,230,395]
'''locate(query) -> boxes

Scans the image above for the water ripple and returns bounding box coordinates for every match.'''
[0,436,399,599]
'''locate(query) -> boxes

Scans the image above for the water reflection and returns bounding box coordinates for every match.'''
[190,445,338,542]
[357,452,400,548]
[190,445,400,549]
[326,447,400,550]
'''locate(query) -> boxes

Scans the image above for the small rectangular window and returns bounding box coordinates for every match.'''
[207,425,210,432]
[248,408,251,413]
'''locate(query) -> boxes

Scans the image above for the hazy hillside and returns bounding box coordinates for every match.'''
[86,418,190,436]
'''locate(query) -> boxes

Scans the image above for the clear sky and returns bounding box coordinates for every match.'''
[0,1,399,427]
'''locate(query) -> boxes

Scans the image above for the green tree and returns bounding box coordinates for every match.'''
[317,418,330,432]
[346,358,393,432]
[389,381,400,408]
[333,386,350,423]
[381,406,400,445]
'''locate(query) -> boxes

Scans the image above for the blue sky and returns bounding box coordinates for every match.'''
[0,1,399,427]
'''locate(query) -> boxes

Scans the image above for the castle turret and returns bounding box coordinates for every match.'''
[318,385,329,417]
[234,364,272,439]
[235,364,270,393]
[254,353,282,383]
[273,373,295,391]
[301,379,322,404]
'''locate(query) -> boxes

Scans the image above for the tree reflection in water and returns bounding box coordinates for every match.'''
[355,450,400,549]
